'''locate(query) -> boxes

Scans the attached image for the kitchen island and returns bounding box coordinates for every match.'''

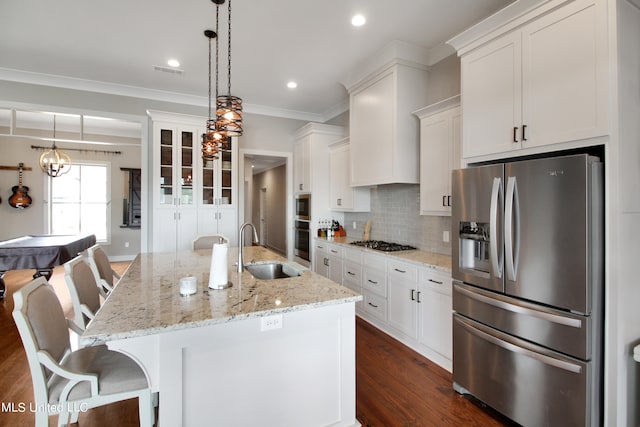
[82,246,362,427]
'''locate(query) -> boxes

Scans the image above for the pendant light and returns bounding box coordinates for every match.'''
[216,0,243,137]
[39,115,72,177]
[202,26,223,160]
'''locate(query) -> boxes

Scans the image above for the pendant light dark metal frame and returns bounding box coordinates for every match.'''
[215,0,243,137]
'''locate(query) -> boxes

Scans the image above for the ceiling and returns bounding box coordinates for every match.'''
[0,0,513,123]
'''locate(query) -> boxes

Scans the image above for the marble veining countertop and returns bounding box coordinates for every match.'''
[82,246,361,345]
[315,236,452,273]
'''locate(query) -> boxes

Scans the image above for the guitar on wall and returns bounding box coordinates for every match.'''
[8,163,32,209]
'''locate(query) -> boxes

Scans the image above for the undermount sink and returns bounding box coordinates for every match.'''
[244,262,303,280]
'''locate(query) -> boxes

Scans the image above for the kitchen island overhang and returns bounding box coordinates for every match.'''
[82,246,362,427]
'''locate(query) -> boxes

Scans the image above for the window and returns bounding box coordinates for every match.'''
[48,162,111,242]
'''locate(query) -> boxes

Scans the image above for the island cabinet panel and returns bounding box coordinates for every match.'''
[460,0,608,160]
[348,62,428,186]
[108,303,357,427]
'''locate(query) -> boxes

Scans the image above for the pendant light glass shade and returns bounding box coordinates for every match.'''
[39,116,72,177]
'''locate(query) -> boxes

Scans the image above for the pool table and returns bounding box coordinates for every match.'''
[0,234,96,299]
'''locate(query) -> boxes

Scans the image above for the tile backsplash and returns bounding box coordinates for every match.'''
[343,184,452,255]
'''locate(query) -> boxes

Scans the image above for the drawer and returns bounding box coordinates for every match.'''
[314,241,327,253]
[343,260,362,285]
[388,260,418,282]
[326,244,342,258]
[419,269,452,296]
[363,268,387,297]
[363,291,387,322]
[343,247,363,263]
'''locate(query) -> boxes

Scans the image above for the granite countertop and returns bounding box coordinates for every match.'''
[82,246,361,345]
[315,236,452,273]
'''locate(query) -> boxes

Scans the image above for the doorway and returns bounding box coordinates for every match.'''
[239,150,293,258]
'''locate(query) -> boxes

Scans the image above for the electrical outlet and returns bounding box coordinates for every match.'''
[260,314,283,331]
[352,221,357,230]
[124,241,130,248]
[442,231,450,243]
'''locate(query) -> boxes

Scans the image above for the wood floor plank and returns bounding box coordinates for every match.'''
[1,263,514,426]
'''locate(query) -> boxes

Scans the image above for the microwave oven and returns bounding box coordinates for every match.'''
[295,193,310,220]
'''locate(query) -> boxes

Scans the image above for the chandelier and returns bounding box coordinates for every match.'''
[39,115,72,177]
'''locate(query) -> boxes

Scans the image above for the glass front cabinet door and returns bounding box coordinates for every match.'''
[150,111,238,251]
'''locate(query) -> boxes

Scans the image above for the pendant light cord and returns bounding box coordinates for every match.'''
[227,0,232,96]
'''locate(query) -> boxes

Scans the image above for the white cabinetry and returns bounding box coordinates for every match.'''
[414,96,461,216]
[347,61,429,186]
[457,0,608,159]
[329,138,370,212]
[152,118,199,252]
[387,260,419,338]
[293,139,310,193]
[361,253,388,322]
[295,123,345,270]
[150,111,237,252]
[387,259,452,368]
[313,241,343,284]
[342,248,363,310]
[418,269,452,361]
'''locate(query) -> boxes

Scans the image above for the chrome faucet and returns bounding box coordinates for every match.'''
[237,223,259,272]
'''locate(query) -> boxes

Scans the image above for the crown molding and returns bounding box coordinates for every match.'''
[0,67,330,123]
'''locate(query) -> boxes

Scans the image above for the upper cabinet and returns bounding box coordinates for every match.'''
[149,111,237,251]
[414,96,461,216]
[328,138,371,212]
[452,0,608,159]
[346,59,429,186]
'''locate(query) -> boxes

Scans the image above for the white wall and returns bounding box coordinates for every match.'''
[0,80,308,258]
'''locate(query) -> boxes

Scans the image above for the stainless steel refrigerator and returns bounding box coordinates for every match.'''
[451,154,603,426]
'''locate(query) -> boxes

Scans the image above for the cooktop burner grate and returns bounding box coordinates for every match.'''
[349,240,417,252]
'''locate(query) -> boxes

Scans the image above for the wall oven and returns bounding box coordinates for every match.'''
[295,193,310,221]
[294,219,310,261]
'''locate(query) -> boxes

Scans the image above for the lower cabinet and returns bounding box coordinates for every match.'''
[314,241,343,283]
[315,237,453,371]
[418,270,452,361]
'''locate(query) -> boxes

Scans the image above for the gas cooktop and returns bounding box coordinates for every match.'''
[349,240,417,252]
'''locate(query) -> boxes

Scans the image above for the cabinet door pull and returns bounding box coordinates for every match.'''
[368,302,379,308]
[513,126,519,143]
[330,249,338,254]
[347,271,356,276]
[299,183,303,191]
[394,268,406,274]
[417,291,422,303]
[411,289,416,301]
[447,195,452,207]
[442,195,447,207]
[428,278,444,285]
[522,124,528,142]
[324,258,329,267]
[367,279,378,285]
[337,198,342,206]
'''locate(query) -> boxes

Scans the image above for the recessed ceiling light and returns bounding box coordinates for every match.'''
[167,59,180,68]
[351,14,366,27]
[287,81,298,89]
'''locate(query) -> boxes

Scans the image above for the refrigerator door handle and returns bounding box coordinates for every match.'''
[456,315,583,374]
[490,177,503,279]
[505,176,520,281]
[455,283,583,328]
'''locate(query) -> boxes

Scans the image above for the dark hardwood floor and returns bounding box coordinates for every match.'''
[0,264,513,426]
